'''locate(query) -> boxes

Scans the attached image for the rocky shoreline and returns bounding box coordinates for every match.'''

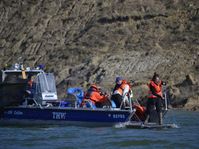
[168,74,199,111]
[0,0,198,110]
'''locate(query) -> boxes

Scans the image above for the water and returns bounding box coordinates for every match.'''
[0,110,199,149]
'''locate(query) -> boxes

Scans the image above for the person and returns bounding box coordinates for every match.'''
[22,75,35,105]
[27,75,33,87]
[83,84,109,108]
[25,75,35,99]
[144,73,166,125]
[66,87,84,107]
[111,77,131,108]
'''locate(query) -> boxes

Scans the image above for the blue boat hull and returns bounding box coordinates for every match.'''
[0,107,133,126]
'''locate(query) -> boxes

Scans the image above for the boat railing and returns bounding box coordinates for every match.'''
[119,92,133,112]
[162,87,169,118]
[163,86,168,111]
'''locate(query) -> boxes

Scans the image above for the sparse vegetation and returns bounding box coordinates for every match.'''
[0,0,198,110]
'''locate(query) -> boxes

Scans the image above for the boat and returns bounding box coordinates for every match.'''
[0,63,140,126]
[0,63,171,127]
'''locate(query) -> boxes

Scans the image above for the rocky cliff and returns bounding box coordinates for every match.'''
[0,0,198,110]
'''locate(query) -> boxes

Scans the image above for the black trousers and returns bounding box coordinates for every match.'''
[146,97,162,115]
[95,102,103,108]
[111,94,123,108]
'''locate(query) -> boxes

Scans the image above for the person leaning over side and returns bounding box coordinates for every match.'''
[111,77,130,109]
[83,84,108,108]
[144,73,166,125]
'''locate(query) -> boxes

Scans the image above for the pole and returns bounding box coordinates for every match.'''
[164,91,168,111]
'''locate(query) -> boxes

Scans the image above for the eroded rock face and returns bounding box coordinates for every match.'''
[167,74,199,110]
[184,95,199,111]
[181,74,197,86]
[0,0,198,109]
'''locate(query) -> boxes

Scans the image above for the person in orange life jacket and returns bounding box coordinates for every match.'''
[111,77,130,108]
[144,73,166,125]
[84,84,108,108]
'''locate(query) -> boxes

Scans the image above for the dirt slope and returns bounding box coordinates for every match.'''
[0,0,198,109]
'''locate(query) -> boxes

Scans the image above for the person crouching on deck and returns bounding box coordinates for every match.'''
[111,77,130,109]
[83,84,109,108]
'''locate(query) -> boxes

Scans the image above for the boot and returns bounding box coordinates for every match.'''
[158,112,163,125]
[144,115,150,124]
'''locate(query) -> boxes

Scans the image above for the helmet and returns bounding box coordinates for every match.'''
[115,77,123,83]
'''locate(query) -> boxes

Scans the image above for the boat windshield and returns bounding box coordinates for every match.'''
[36,73,56,92]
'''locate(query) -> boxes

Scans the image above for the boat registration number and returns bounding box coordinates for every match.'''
[109,114,125,119]
[5,110,23,115]
[52,112,66,120]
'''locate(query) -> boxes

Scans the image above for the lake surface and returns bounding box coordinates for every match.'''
[0,110,199,149]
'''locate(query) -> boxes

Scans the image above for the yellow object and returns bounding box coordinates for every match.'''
[21,65,27,79]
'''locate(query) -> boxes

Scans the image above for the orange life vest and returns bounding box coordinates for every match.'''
[84,86,107,103]
[113,80,130,96]
[148,80,163,98]
[133,105,146,121]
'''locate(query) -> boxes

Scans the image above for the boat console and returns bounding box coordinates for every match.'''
[0,63,58,107]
